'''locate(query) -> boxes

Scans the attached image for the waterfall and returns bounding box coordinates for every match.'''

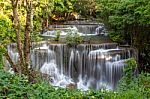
[6,42,135,90]
[41,21,106,37]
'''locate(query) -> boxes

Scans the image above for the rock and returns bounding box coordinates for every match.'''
[66,83,77,90]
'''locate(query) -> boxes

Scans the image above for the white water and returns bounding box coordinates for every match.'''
[6,42,135,91]
[31,43,134,90]
[41,25,102,37]
[40,60,74,88]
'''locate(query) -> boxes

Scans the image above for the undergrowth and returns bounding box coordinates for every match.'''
[0,58,149,99]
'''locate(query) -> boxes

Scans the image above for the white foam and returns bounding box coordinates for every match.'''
[40,60,74,88]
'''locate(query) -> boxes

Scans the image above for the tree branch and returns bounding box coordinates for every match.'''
[5,51,18,72]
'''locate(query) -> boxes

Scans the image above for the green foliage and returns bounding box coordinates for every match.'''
[74,0,97,17]
[0,51,3,69]
[54,30,61,41]
[118,72,150,99]
[0,68,150,98]
[54,0,67,12]
[118,58,137,91]
[53,0,75,13]
[96,0,150,40]
[0,70,92,98]
[0,70,29,98]
[109,32,123,43]
[117,58,150,98]
[34,0,54,19]
[0,45,7,69]
[30,32,43,42]
[97,0,150,71]
[97,0,150,25]
[0,14,16,45]
[65,29,83,46]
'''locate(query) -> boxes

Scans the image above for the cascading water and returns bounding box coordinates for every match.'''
[6,42,135,91]
[5,20,135,90]
[41,21,107,37]
[6,20,136,90]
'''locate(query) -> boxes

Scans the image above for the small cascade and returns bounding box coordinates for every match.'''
[95,25,107,36]
[7,43,19,64]
[42,26,98,37]
[31,44,56,70]
[40,60,74,88]
[41,21,106,37]
[4,44,19,72]
[6,42,135,90]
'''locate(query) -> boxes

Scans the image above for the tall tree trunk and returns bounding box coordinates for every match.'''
[24,0,32,75]
[11,0,24,73]
[46,18,49,28]
[9,0,32,75]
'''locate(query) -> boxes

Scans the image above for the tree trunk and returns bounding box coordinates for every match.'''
[9,0,32,75]
[24,0,32,75]
[5,51,18,72]
[11,0,24,73]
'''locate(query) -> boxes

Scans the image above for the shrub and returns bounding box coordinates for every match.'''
[109,32,123,43]
[117,58,150,98]
[0,58,150,98]
[65,28,83,46]
[54,30,61,41]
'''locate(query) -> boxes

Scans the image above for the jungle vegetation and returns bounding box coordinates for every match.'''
[0,0,150,98]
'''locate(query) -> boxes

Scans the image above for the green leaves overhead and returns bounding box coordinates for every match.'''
[53,0,75,13]
[54,0,66,12]
[34,0,54,18]
[97,0,150,25]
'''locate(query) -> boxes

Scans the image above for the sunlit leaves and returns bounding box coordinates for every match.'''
[0,14,16,44]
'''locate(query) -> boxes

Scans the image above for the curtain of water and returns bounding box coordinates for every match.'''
[7,42,135,90]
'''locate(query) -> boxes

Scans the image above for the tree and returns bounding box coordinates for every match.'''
[74,0,97,18]
[96,0,150,72]
[7,0,33,75]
